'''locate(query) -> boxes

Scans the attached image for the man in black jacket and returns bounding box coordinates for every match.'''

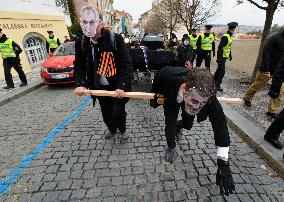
[243,30,284,119]
[214,22,238,92]
[151,67,235,196]
[265,56,284,149]
[74,4,133,140]
[0,28,27,89]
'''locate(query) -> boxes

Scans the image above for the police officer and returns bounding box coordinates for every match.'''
[0,28,27,89]
[196,25,215,70]
[46,31,60,54]
[177,34,193,68]
[214,22,238,92]
[189,28,198,64]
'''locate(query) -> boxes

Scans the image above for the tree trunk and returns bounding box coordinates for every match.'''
[250,3,275,82]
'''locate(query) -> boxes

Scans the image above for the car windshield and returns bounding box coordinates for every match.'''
[53,43,75,56]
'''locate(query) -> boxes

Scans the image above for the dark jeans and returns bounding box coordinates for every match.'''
[265,108,284,140]
[196,50,211,70]
[3,59,27,87]
[97,95,127,134]
[214,57,227,87]
[164,102,194,148]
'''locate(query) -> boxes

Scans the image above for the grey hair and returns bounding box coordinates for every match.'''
[80,3,101,20]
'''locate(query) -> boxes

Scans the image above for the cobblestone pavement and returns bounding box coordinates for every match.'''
[210,63,284,139]
[0,69,41,97]
[0,83,283,202]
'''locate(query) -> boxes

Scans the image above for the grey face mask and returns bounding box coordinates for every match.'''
[183,88,213,115]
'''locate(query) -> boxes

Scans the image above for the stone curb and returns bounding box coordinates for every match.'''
[222,103,284,179]
[0,79,44,107]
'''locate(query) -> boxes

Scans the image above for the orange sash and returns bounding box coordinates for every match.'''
[97,51,117,77]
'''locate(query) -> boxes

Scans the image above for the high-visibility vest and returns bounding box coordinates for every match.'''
[222,33,232,59]
[200,33,214,51]
[47,37,59,49]
[189,35,198,50]
[0,39,16,59]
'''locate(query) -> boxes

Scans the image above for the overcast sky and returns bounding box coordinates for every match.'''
[113,0,284,26]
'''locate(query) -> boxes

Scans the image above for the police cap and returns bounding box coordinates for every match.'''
[0,28,2,32]
[191,28,197,32]
[227,22,238,28]
[47,31,53,34]
[205,25,213,29]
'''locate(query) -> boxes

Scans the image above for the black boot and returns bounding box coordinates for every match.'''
[3,85,15,89]
[176,129,183,141]
[165,148,177,163]
[105,130,116,139]
[216,86,223,92]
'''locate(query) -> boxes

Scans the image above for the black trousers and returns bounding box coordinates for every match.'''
[3,59,27,87]
[214,57,227,87]
[164,102,194,148]
[196,50,211,69]
[191,49,197,64]
[265,108,284,140]
[97,95,127,134]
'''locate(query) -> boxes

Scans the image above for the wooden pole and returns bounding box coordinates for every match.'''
[84,90,242,103]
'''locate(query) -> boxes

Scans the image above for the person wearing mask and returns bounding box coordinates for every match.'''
[243,30,284,119]
[166,33,179,62]
[64,36,70,43]
[0,28,27,89]
[189,29,198,64]
[177,34,193,69]
[265,56,284,149]
[151,67,235,196]
[73,4,133,140]
[196,25,215,70]
[46,31,61,54]
[214,22,238,92]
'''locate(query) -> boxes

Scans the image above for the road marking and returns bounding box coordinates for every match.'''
[0,96,92,195]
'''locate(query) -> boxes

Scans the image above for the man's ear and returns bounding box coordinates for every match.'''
[181,84,186,94]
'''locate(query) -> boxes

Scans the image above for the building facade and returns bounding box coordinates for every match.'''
[114,10,133,34]
[0,0,69,81]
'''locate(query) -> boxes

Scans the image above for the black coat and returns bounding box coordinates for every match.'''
[151,66,230,147]
[259,31,284,74]
[271,55,284,93]
[73,29,133,91]
[176,44,193,66]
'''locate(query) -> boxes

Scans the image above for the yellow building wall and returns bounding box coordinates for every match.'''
[0,11,69,81]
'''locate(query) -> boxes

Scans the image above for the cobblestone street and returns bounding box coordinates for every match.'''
[0,83,283,202]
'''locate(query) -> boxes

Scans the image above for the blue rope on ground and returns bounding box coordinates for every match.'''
[0,96,92,195]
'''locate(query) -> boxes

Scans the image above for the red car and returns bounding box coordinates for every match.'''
[40,42,75,85]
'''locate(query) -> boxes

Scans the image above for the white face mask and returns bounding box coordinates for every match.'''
[183,88,212,115]
[172,38,177,43]
[184,40,189,46]
[80,10,100,38]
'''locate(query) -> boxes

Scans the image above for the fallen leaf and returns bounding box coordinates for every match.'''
[260,165,267,170]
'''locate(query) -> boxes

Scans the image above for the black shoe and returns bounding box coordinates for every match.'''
[176,129,183,141]
[19,82,27,87]
[216,86,223,92]
[165,148,177,163]
[264,136,283,149]
[3,86,15,89]
[243,100,252,107]
[120,131,129,140]
[105,130,116,139]
[266,112,278,119]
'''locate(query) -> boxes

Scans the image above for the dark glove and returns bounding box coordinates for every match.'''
[150,94,164,108]
[229,55,232,61]
[150,98,158,108]
[268,89,279,99]
[213,51,216,57]
[216,159,235,196]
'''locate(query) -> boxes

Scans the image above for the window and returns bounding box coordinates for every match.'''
[24,37,47,68]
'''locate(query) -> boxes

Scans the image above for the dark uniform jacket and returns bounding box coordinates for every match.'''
[176,44,193,66]
[259,30,284,74]
[73,29,133,92]
[151,66,230,147]
[0,34,22,63]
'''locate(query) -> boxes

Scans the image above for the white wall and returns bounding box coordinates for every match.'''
[0,0,64,16]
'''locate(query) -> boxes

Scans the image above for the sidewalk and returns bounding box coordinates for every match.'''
[0,69,43,106]
[210,62,284,177]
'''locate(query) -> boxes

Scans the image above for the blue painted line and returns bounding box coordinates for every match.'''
[0,96,92,195]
